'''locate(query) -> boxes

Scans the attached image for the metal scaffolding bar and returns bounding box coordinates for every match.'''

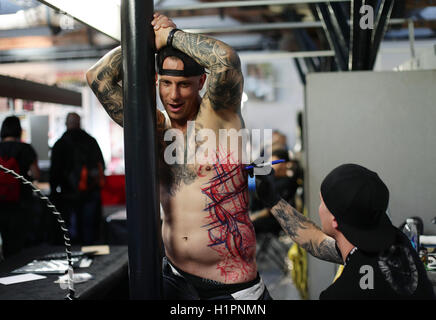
[367,0,395,69]
[0,45,115,64]
[241,50,334,60]
[349,0,373,70]
[294,58,307,85]
[330,2,350,47]
[177,18,429,35]
[121,0,162,299]
[184,21,323,33]
[0,74,81,106]
[157,0,351,11]
[316,3,349,70]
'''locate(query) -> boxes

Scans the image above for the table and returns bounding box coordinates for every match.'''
[0,245,128,300]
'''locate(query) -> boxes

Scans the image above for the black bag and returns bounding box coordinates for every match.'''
[69,142,104,193]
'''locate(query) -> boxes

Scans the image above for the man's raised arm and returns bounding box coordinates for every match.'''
[86,47,124,127]
[171,30,243,114]
[87,14,178,127]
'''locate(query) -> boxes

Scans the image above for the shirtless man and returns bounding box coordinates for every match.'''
[86,13,270,300]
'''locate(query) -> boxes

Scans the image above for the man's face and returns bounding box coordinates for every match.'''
[158,57,206,122]
[318,193,336,237]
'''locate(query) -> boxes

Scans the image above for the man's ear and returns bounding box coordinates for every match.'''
[198,74,207,90]
[332,217,339,230]
[155,73,158,86]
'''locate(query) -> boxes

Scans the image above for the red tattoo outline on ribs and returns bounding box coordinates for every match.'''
[201,148,256,282]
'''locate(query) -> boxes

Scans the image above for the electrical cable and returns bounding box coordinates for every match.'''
[0,164,75,300]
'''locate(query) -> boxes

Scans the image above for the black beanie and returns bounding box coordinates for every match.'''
[320,164,396,253]
[157,46,205,77]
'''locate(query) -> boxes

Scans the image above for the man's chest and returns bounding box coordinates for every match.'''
[164,155,248,194]
[161,121,247,188]
[159,160,250,233]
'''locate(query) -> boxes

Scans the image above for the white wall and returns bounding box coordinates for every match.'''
[374,40,436,71]
[239,52,304,152]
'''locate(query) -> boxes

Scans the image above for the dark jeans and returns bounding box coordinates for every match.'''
[162,257,272,300]
[53,189,102,245]
[0,203,29,258]
[76,190,102,244]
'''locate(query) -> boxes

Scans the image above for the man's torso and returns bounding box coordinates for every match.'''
[159,108,257,284]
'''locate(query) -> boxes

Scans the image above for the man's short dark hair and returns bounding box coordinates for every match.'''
[1,116,22,140]
[157,46,205,77]
[66,112,81,130]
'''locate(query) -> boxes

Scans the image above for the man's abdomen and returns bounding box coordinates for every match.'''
[161,165,257,284]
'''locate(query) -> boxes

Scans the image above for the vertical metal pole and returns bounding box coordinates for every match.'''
[293,58,307,85]
[349,0,371,71]
[121,0,162,299]
[316,3,349,71]
[408,19,416,61]
[367,0,395,69]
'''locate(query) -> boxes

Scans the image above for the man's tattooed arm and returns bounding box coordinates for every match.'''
[271,199,343,264]
[171,31,243,114]
[86,46,124,127]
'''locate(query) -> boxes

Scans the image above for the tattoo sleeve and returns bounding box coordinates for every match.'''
[271,199,343,264]
[171,31,243,114]
[86,46,124,127]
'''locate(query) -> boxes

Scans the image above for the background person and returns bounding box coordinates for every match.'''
[50,112,105,245]
[271,130,288,152]
[0,115,40,258]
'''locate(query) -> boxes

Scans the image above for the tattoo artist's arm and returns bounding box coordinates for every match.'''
[271,199,343,264]
[86,46,124,127]
[172,31,243,113]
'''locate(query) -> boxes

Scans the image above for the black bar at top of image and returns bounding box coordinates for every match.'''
[120,0,162,299]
